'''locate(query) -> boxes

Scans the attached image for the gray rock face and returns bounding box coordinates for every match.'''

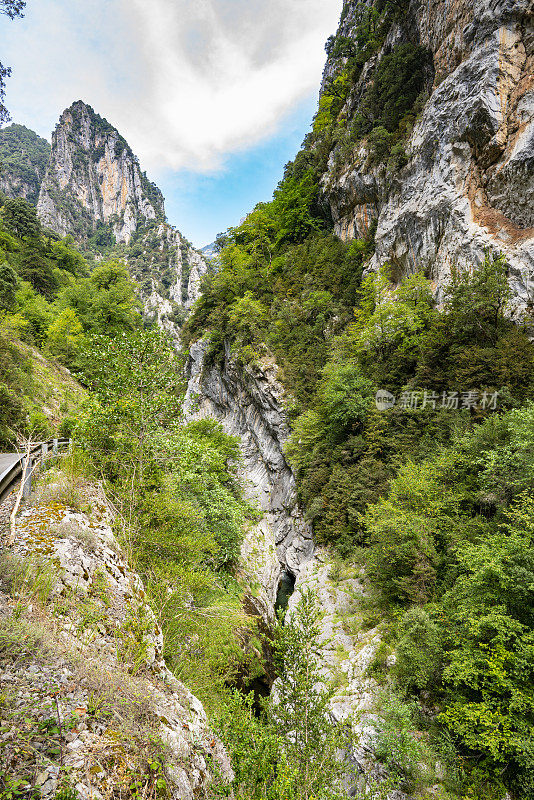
[184,340,314,622]
[321,0,534,307]
[37,101,164,245]
[4,481,232,799]
[134,223,209,335]
[34,101,209,321]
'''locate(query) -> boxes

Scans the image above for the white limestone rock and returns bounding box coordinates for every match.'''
[184,340,314,622]
[321,0,534,310]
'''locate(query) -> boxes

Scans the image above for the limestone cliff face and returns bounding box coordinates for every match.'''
[0,474,231,799]
[37,101,164,245]
[35,101,208,317]
[132,223,209,336]
[321,0,534,305]
[184,341,314,623]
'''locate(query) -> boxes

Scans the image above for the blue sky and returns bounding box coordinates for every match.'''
[0,0,342,247]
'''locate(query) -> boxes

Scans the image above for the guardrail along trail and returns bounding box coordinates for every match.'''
[0,438,71,544]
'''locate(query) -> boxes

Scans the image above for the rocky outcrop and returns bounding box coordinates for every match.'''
[0,124,51,206]
[321,0,534,307]
[130,223,209,334]
[37,101,164,245]
[184,341,314,623]
[0,475,231,799]
[284,552,398,797]
[34,101,209,318]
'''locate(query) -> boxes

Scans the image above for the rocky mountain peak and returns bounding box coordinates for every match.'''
[37,100,165,245]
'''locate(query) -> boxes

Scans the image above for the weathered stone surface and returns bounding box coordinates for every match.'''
[37,101,163,244]
[35,101,209,319]
[283,551,406,797]
[1,482,232,799]
[321,0,534,309]
[184,340,314,622]
[136,223,209,334]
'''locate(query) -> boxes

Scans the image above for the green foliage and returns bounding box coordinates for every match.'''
[75,327,181,480]
[58,259,140,338]
[271,589,346,798]
[360,43,431,135]
[45,306,84,364]
[285,256,534,553]
[0,320,29,443]
[372,691,433,790]
[394,607,443,691]
[366,458,467,604]
[0,259,16,310]
[0,124,50,205]
[1,196,41,239]
[438,497,534,785]
[74,328,255,711]
[213,591,346,799]
[186,232,369,410]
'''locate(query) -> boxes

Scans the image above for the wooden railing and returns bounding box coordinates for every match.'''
[0,438,71,504]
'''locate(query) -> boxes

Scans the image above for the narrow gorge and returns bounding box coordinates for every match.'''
[0,0,533,797]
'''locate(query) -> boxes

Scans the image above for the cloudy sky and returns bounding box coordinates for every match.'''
[1,0,342,245]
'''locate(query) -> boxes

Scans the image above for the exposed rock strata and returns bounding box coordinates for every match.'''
[37,101,163,245]
[0,479,231,799]
[35,101,209,317]
[283,552,405,797]
[133,223,208,334]
[184,340,314,623]
[321,0,534,307]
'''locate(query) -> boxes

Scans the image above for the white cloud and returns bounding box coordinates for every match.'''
[1,0,341,171]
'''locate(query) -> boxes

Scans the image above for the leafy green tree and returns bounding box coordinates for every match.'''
[0,197,40,239]
[45,306,84,365]
[76,327,181,483]
[17,242,58,298]
[214,590,346,800]
[365,459,466,604]
[445,254,511,346]
[270,588,346,799]
[212,690,281,799]
[440,496,534,796]
[11,280,53,344]
[58,259,140,335]
[0,259,17,310]
[394,607,443,691]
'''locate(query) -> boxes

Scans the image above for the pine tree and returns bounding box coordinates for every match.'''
[270,588,347,800]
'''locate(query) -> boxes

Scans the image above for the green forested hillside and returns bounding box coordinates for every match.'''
[0,124,50,204]
[0,193,141,444]
[182,7,534,794]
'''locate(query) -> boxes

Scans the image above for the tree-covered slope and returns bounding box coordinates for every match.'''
[0,123,51,205]
[181,2,534,796]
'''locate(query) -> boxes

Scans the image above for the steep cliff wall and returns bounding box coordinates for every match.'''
[0,473,231,798]
[184,341,314,623]
[321,0,534,305]
[33,101,209,318]
[131,224,209,335]
[37,101,163,245]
